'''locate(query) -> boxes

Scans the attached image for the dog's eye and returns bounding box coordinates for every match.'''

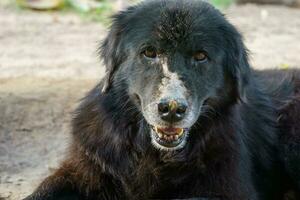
[193,51,207,62]
[143,47,157,59]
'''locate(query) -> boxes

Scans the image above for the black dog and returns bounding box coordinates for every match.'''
[24,0,300,199]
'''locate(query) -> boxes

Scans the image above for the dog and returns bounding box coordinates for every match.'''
[24,0,300,199]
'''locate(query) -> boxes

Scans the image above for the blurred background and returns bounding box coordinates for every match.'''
[0,0,300,199]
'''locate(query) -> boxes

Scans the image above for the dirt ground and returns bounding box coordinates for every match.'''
[0,2,300,200]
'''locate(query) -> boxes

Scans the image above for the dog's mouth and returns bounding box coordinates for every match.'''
[150,126,188,149]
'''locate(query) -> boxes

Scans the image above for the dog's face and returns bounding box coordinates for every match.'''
[101,0,250,151]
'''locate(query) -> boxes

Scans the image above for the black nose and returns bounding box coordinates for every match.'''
[157,99,188,123]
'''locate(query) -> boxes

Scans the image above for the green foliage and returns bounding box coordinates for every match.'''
[211,0,234,8]
[63,0,113,24]
[13,0,113,24]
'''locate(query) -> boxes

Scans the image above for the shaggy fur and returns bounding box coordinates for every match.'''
[24,1,299,200]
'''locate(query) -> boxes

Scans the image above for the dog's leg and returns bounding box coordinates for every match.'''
[22,161,127,200]
[22,166,81,200]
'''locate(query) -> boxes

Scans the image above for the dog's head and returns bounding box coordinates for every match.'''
[100,0,250,151]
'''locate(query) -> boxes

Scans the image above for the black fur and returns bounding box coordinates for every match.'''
[24,1,300,200]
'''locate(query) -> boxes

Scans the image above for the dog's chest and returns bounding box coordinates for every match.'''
[126,162,216,199]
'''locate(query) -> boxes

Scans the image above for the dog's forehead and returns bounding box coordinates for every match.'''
[154,5,193,44]
[121,0,228,55]
[132,1,223,50]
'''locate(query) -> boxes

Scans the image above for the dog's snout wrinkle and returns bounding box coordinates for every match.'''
[159,63,187,100]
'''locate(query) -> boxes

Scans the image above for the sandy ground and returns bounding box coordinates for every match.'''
[0,2,300,200]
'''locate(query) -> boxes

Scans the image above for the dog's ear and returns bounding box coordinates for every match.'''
[232,39,250,101]
[223,26,251,101]
[100,12,130,93]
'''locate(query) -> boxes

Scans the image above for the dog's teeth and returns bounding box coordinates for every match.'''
[153,126,185,141]
[172,135,176,141]
[178,129,184,136]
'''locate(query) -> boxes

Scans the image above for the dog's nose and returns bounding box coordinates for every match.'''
[157,99,188,123]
